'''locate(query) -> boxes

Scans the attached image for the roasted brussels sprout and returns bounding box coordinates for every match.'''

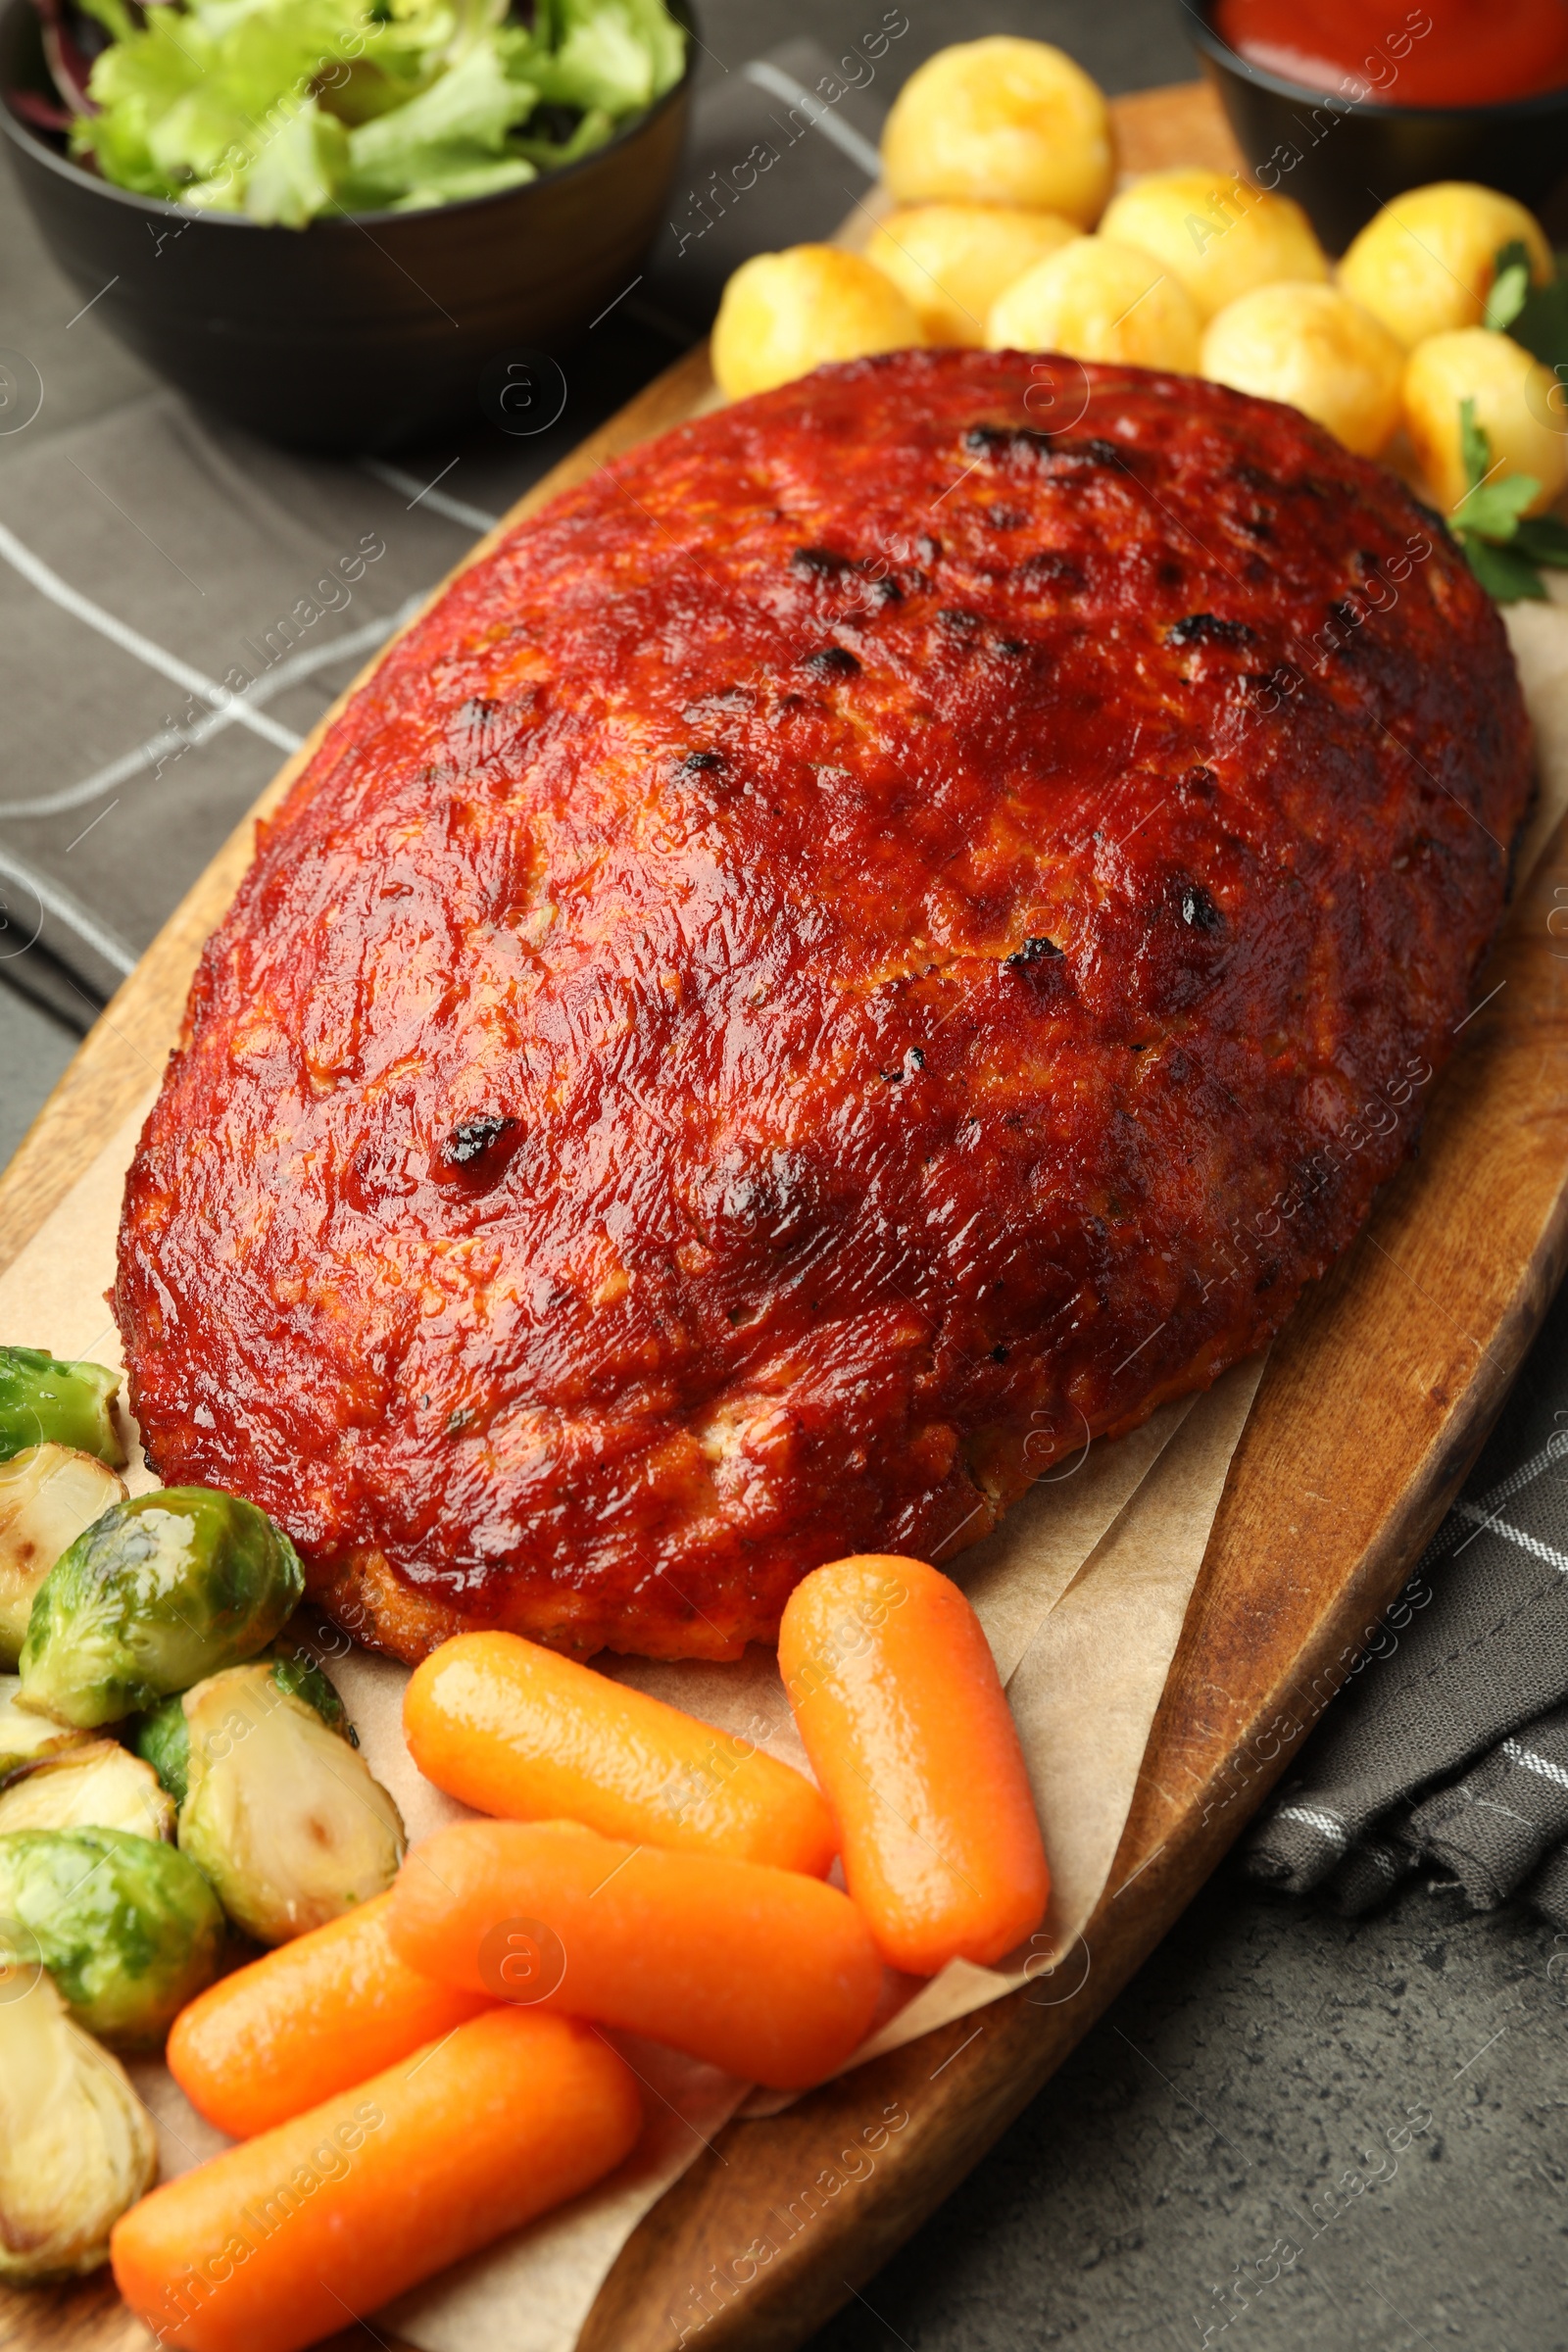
[129,1691,191,1806]
[0,1826,223,2044]
[131,1640,351,1805]
[0,1742,173,1841]
[0,1676,89,1778]
[0,1964,157,2281]
[178,1663,405,1945]
[263,1637,353,1742]
[0,1445,126,1668]
[0,1348,125,1470]
[18,1488,304,1728]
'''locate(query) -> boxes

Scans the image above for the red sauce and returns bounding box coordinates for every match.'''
[1215,0,1568,106]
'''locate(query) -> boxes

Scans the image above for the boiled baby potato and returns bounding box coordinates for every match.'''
[1340,183,1552,349]
[1403,328,1568,514]
[1100,170,1327,321]
[988,236,1202,372]
[867,203,1078,346]
[881,36,1113,227]
[1200,282,1404,458]
[712,246,923,400]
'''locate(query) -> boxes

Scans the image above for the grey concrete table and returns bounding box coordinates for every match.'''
[1,5,1563,2348]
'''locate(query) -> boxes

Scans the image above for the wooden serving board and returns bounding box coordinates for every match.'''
[6,77,1568,2352]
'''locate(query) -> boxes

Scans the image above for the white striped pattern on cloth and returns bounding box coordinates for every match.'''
[1452,1502,1568,1576]
[742,59,886,179]
[1275,1804,1349,1851]
[1416,1430,1568,1575]
[0,520,301,754]
[0,595,424,823]
[0,844,136,977]
[1502,1739,1568,1792]
[361,461,501,535]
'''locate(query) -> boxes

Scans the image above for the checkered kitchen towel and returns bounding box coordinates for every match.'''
[0,35,894,1027]
[1247,1266,1568,1927]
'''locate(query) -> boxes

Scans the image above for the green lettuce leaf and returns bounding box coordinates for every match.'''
[381,147,537,207]
[529,0,683,113]
[246,95,350,224]
[347,33,533,165]
[70,0,682,221]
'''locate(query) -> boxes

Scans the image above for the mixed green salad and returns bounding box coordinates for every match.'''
[42,0,685,223]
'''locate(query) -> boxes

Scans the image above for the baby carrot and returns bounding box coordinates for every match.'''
[386,1818,883,2087]
[112,2008,641,2352]
[167,1890,492,2138]
[778,1554,1050,1975]
[404,1630,837,1876]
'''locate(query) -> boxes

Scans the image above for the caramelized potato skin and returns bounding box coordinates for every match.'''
[1201,282,1405,458]
[867,203,1078,346]
[1340,183,1552,349]
[1101,171,1327,321]
[988,235,1202,371]
[713,246,923,399]
[881,36,1113,224]
[1403,327,1568,514]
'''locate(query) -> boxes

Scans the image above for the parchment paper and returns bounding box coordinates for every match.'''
[3,595,1566,2351]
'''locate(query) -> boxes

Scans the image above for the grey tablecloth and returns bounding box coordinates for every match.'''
[1248,1267,1568,1928]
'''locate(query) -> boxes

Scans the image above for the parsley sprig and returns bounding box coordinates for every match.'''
[1449,397,1568,602]
[1452,240,1568,600]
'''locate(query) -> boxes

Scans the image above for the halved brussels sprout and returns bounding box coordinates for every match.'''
[18,1488,304,1728]
[0,1348,125,1469]
[0,1445,126,1668]
[132,1639,351,1806]
[266,1636,354,1742]
[0,1677,89,1779]
[178,1664,405,1946]
[0,1742,173,1841]
[0,1826,224,2045]
[130,1691,191,1806]
[0,1964,157,2281]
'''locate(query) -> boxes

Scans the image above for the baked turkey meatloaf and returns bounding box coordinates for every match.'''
[116,349,1533,1663]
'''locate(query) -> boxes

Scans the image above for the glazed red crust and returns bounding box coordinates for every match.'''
[116,350,1533,1662]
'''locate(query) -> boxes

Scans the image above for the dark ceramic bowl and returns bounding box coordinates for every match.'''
[0,0,693,450]
[1188,0,1568,254]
